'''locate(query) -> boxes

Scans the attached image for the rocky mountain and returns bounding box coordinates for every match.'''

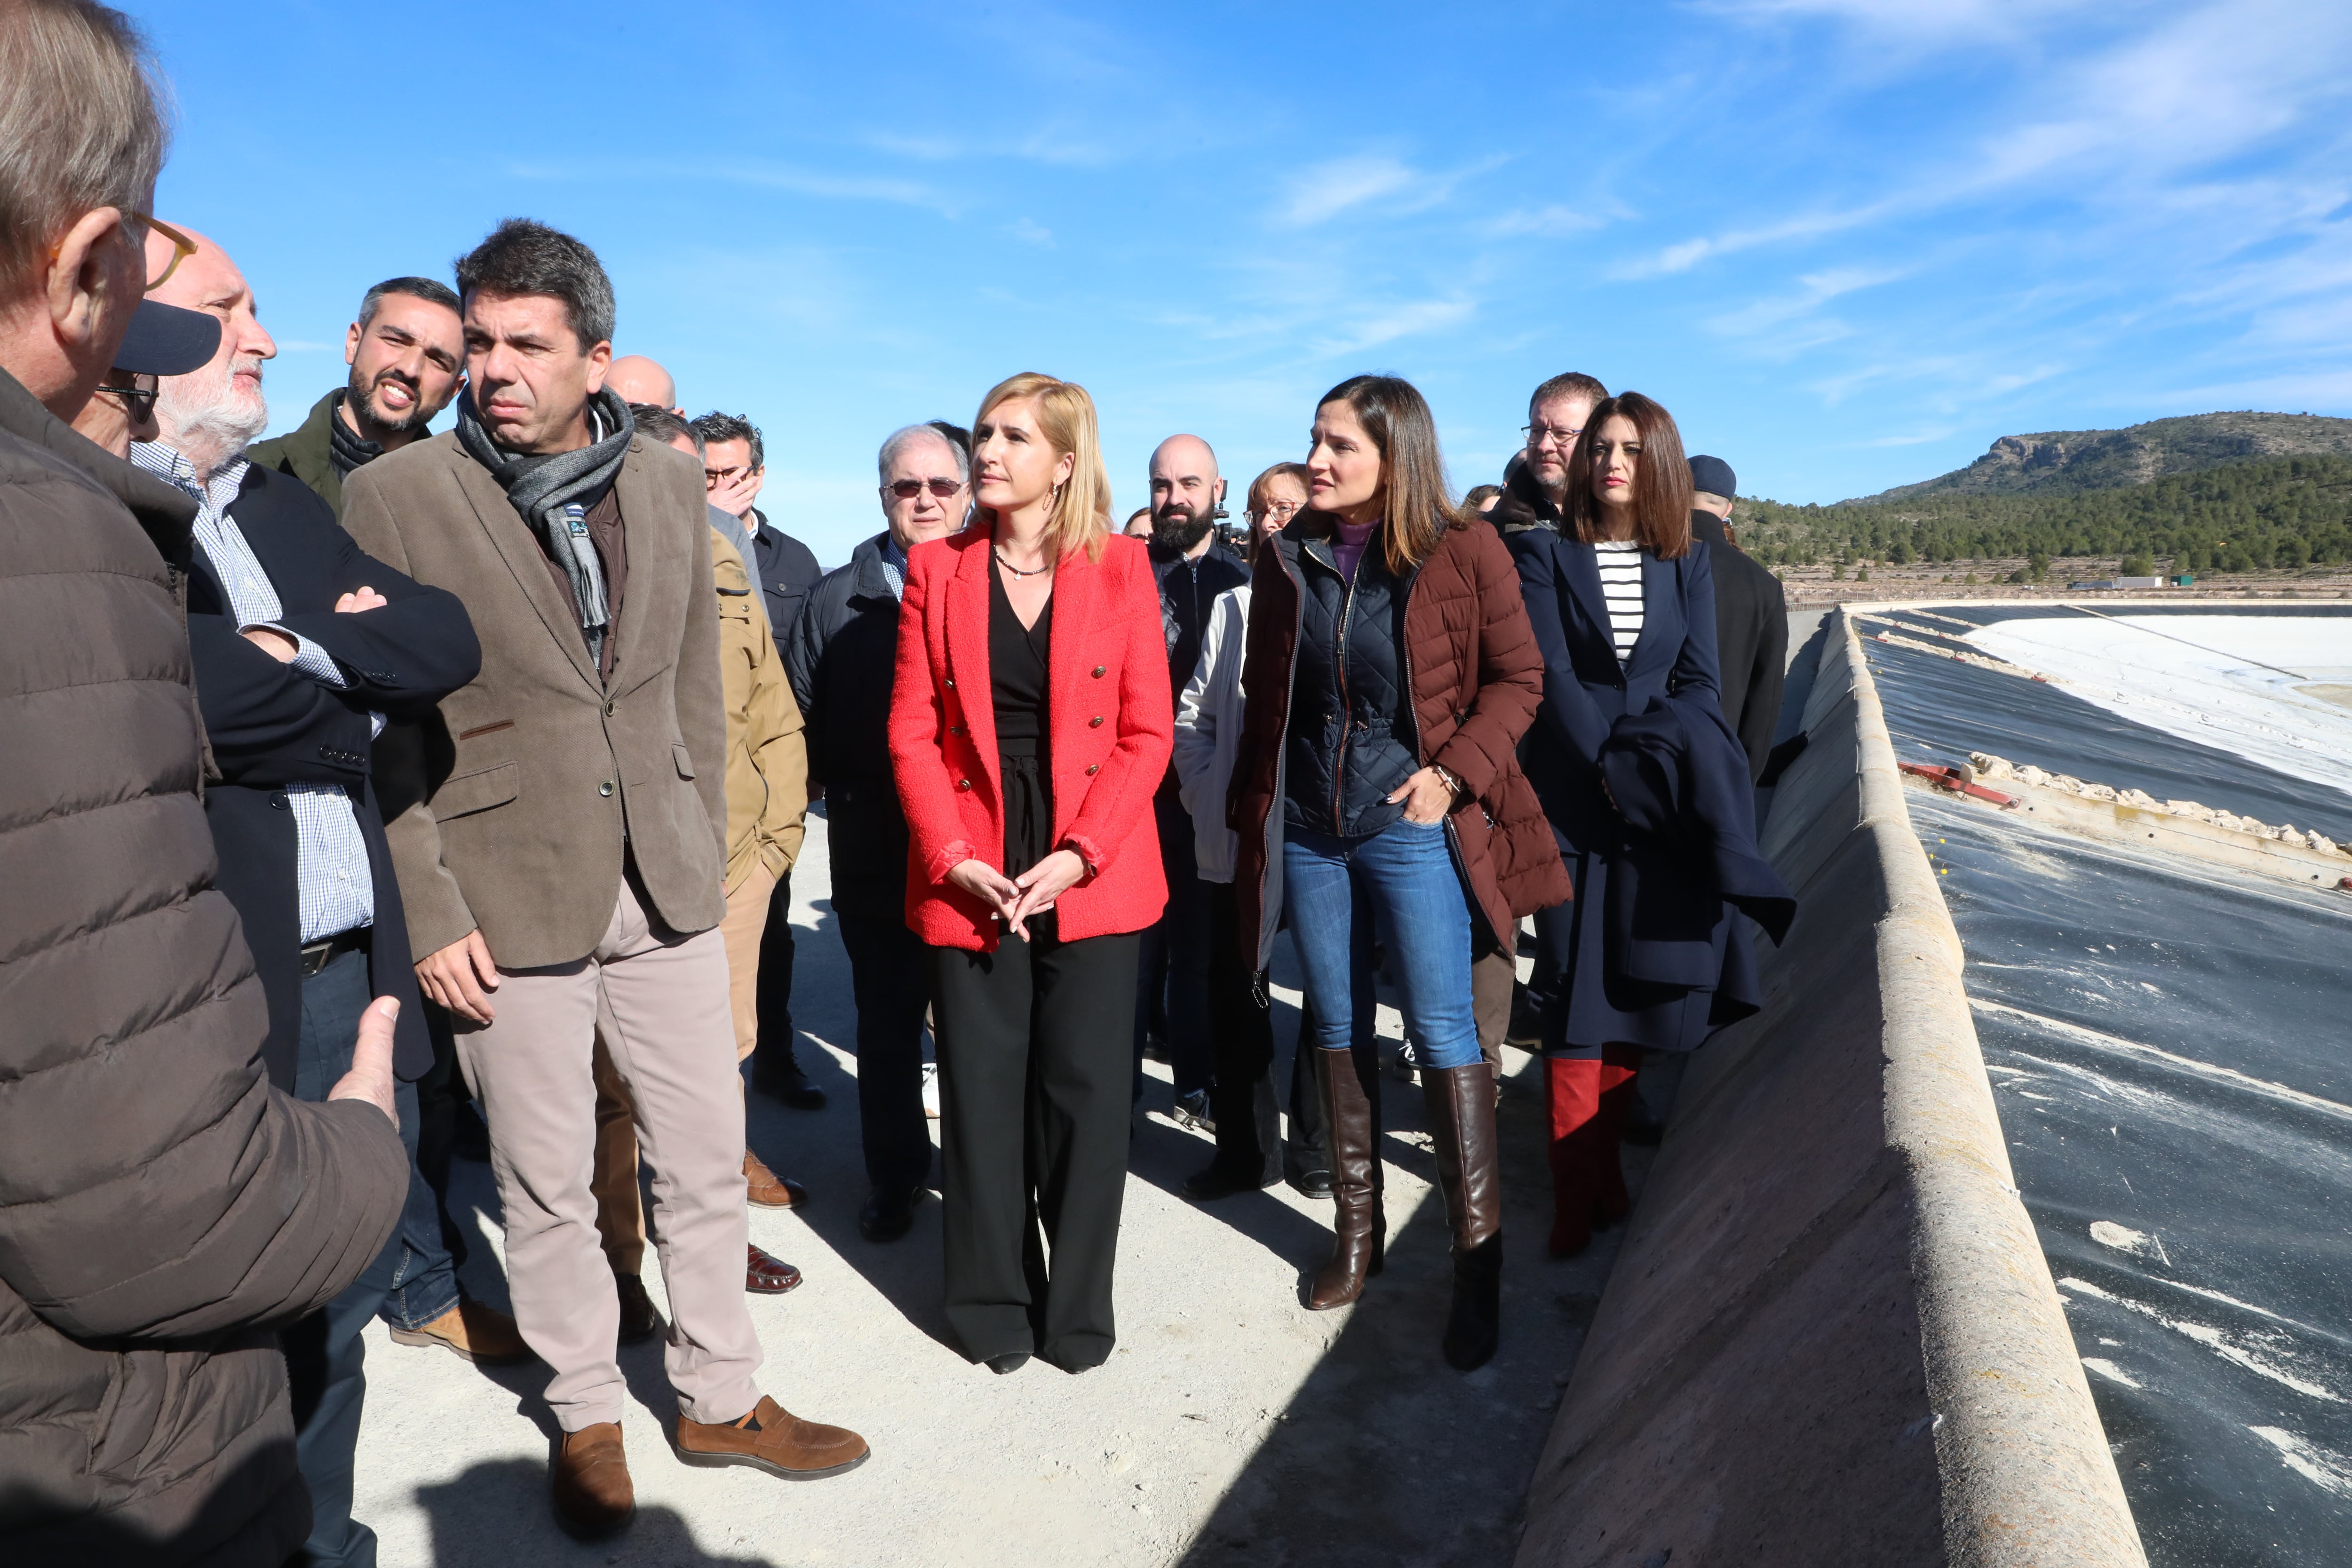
[1847,411,2352,503]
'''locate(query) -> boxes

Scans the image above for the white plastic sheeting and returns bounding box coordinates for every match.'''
[1961,614,2352,802]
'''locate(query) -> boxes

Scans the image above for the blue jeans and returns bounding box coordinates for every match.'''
[1282,818,1482,1071]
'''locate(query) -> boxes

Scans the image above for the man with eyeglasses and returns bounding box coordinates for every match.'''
[785,420,969,1242]
[692,410,828,1110]
[246,278,465,520]
[0,15,417,1560]
[135,222,493,1568]
[1491,370,1608,539]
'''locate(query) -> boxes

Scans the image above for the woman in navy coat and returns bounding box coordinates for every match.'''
[1509,392,1791,1258]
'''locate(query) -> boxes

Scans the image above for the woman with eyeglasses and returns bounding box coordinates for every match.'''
[1243,462,1309,560]
[1507,392,1792,1260]
[1227,375,1567,1372]
[888,373,1172,1376]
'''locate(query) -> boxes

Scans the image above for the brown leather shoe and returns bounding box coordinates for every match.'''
[1305,1047,1385,1311]
[747,1243,802,1294]
[614,1271,660,1345]
[551,1422,634,1539]
[389,1297,533,1365]
[674,1395,867,1480]
[744,1149,808,1209]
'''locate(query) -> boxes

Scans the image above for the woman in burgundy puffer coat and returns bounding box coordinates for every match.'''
[1226,375,1567,1371]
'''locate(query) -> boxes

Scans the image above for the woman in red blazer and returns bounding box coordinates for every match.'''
[888,373,1172,1375]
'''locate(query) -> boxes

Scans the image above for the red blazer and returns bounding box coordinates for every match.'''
[888,520,1173,951]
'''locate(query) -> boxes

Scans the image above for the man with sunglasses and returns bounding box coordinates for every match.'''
[246,276,465,520]
[67,294,216,455]
[692,410,828,1110]
[784,420,969,1242]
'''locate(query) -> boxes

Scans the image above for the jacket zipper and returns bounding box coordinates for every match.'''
[1330,561,1358,830]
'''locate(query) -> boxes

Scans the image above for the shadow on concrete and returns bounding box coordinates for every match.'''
[414,1459,771,1566]
[1171,1049,1651,1568]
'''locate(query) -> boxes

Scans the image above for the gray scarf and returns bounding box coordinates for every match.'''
[456,386,635,662]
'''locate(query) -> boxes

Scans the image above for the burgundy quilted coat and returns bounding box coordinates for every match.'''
[1227,512,1571,972]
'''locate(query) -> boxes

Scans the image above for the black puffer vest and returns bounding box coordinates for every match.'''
[1279,531,1420,837]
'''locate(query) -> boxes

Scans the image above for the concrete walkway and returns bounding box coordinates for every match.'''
[350,812,1647,1567]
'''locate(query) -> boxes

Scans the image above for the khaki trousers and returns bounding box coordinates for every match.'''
[460,877,761,1430]
[592,864,773,1274]
[1472,947,1516,1079]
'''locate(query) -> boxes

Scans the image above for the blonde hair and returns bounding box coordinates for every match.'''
[973,372,1112,564]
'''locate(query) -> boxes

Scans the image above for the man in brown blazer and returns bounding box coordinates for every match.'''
[340,220,865,1541]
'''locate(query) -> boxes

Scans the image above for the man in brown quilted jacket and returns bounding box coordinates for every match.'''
[0,5,408,1561]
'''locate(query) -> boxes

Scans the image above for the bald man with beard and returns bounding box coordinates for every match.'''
[1137,435,1269,1194]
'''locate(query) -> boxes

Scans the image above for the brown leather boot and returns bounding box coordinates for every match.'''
[673,1395,869,1480]
[389,1297,533,1365]
[1423,1062,1504,1371]
[551,1422,634,1539]
[1305,1046,1385,1310]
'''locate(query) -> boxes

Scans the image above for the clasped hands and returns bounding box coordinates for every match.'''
[947,849,1088,940]
[239,584,388,662]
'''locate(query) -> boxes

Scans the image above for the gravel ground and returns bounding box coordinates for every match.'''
[348,811,1645,1567]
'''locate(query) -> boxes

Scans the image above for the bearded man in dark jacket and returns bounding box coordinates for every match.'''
[1138,435,1249,1143]
[0,8,407,1560]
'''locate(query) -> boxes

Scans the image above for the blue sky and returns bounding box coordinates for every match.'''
[135,0,2352,566]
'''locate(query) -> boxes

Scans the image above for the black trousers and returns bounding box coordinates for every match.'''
[931,920,1140,1370]
[1287,993,1328,1179]
[1206,881,1281,1182]
[753,867,798,1077]
[839,908,934,1191]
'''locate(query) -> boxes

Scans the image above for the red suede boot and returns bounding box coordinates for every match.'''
[1587,1046,1643,1230]
[1544,1056,1602,1258]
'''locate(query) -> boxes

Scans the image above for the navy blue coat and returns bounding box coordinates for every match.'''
[747,509,823,668]
[189,462,480,1086]
[785,533,910,923]
[1510,528,1787,1049]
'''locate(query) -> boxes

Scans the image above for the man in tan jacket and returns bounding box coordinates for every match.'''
[341,219,864,1541]
[591,405,810,1321]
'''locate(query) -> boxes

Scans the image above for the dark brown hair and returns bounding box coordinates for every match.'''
[1566,391,1692,559]
[1528,370,1608,415]
[1310,374,1460,574]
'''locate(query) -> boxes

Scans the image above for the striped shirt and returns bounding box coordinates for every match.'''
[132,442,377,942]
[1594,540,1645,663]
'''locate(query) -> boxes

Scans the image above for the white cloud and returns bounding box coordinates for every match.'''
[1005,218,1055,247]
[1273,153,1508,229]
[1483,205,1605,239]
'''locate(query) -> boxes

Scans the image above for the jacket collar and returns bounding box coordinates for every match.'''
[445,430,604,691]
[1490,462,1565,534]
[849,531,898,598]
[0,365,197,570]
[1688,507,1730,548]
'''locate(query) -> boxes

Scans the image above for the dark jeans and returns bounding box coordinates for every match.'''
[838,908,934,1191]
[932,921,1140,1371]
[285,945,417,1568]
[373,1017,462,1331]
[754,867,798,1077]
[1286,989,1328,1179]
[1134,792,1212,1101]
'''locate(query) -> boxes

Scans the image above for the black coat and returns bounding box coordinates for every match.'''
[747,509,823,666]
[1692,509,1788,780]
[1275,530,1419,839]
[785,533,908,921]
[1149,536,1250,707]
[188,462,480,1086]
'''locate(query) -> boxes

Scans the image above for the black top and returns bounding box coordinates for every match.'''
[988,555,1053,757]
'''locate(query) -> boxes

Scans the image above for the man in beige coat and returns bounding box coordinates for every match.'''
[591,405,811,1322]
[341,219,864,1541]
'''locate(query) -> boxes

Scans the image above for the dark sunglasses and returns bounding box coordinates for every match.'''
[885,478,965,500]
[95,371,159,420]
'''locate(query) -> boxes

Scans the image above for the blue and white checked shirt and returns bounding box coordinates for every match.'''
[133,442,378,941]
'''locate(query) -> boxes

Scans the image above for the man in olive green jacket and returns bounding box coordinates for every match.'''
[246,278,464,519]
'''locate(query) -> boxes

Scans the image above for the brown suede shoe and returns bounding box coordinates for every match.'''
[614,1271,660,1345]
[551,1422,634,1539]
[673,1395,868,1480]
[389,1297,533,1365]
[744,1149,808,1209]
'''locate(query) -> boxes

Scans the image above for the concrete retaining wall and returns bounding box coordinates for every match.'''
[1514,611,2146,1568]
